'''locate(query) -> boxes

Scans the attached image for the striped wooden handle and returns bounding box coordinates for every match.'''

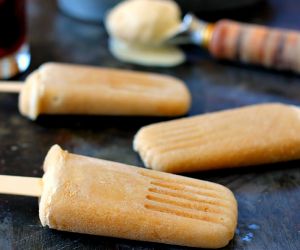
[209,20,300,73]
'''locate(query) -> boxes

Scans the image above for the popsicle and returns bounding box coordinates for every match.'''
[134,103,300,173]
[0,62,191,120]
[0,145,238,248]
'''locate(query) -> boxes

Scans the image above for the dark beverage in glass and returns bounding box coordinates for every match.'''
[0,0,30,79]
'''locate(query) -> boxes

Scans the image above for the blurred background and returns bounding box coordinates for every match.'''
[2,0,299,78]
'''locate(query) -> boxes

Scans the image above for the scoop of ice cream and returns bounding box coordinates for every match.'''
[106,0,181,45]
[109,38,185,67]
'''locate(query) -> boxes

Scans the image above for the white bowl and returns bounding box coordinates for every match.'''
[57,0,120,22]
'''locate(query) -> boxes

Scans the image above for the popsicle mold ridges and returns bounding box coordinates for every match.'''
[133,103,300,173]
[39,145,237,248]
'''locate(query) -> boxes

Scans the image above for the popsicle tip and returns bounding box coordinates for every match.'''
[43,144,67,170]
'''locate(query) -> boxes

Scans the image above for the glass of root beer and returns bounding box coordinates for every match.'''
[0,0,30,79]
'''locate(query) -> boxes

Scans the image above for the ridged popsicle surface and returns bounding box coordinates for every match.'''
[39,145,237,248]
[134,103,300,173]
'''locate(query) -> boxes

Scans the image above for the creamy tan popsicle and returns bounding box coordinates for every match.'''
[134,103,300,173]
[0,145,238,248]
[0,62,191,120]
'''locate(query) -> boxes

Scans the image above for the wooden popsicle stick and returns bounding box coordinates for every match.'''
[0,175,42,197]
[0,82,23,93]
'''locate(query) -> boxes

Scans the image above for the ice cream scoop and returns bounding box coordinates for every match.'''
[166,13,300,73]
[106,0,300,72]
[0,62,191,120]
[105,0,185,67]
[0,145,238,248]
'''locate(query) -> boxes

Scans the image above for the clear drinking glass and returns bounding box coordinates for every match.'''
[0,0,30,79]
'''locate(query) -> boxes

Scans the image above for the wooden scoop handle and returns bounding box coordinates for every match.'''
[0,175,42,197]
[209,19,300,73]
[0,81,23,93]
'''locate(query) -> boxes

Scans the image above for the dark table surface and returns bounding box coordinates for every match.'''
[0,0,300,249]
